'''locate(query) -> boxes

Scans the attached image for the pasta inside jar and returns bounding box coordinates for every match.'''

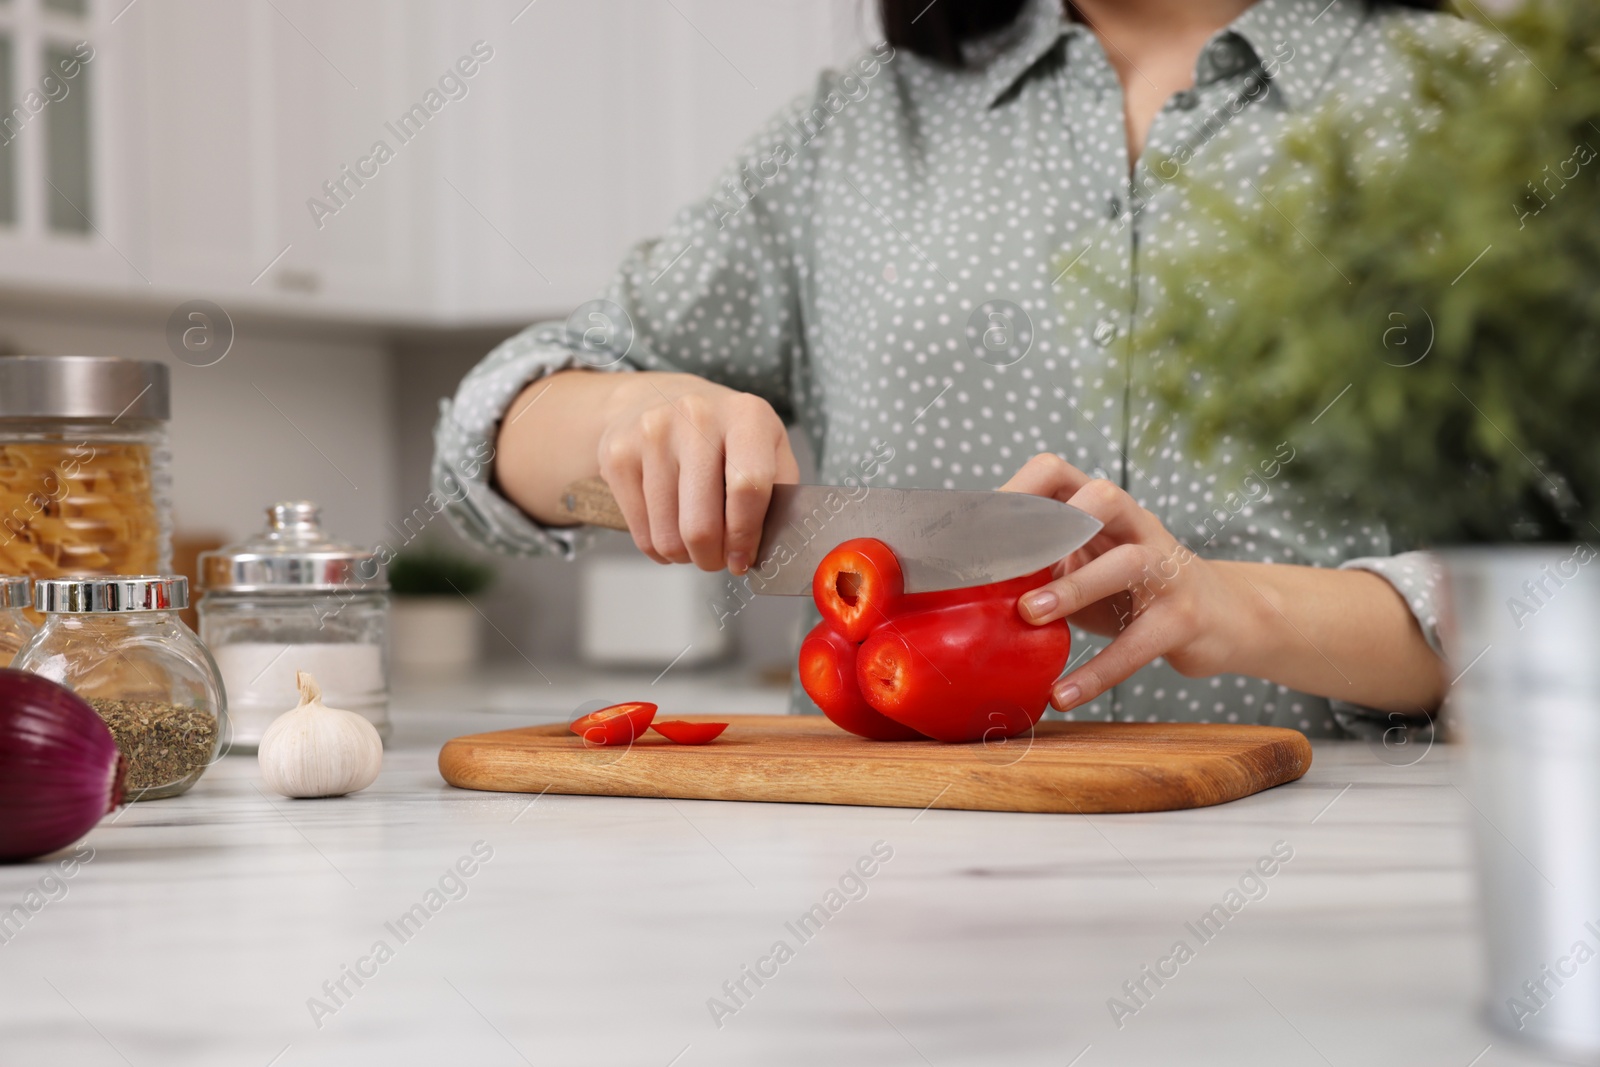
[0,428,170,627]
[0,359,172,611]
[0,440,163,576]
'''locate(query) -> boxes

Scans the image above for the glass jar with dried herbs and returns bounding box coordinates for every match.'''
[0,576,36,661]
[14,576,226,800]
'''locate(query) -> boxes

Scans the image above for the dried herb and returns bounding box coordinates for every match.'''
[88,699,217,792]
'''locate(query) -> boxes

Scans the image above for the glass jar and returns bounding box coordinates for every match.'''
[0,576,34,662]
[0,357,172,595]
[198,502,389,752]
[14,576,225,800]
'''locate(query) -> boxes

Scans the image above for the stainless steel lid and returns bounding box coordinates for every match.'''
[198,501,386,593]
[0,576,28,609]
[0,356,170,421]
[35,575,188,612]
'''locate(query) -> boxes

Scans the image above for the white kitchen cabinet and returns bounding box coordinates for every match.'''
[432,0,868,320]
[130,0,264,299]
[257,0,429,314]
[0,0,871,323]
[0,0,136,293]
[134,0,428,316]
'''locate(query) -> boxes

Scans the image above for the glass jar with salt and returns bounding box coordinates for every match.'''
[197,502,389,752]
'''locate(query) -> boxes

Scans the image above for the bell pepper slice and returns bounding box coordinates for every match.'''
[570,701,657,746]
[811,537,904,643]
[650,720,729,745]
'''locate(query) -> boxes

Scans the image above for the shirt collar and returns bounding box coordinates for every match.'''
[975,0,1367,111]
[1224,0,1367,110]
[973,0,1081,108]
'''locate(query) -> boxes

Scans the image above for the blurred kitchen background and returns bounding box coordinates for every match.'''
[0,0,872,679]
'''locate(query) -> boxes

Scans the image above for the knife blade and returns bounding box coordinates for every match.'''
[558,477,1102,596]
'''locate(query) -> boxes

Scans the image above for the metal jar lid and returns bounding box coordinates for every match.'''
[35,576,188,613]
[0,356,170,421]
[198,502,387,593]
[0,576,28,609]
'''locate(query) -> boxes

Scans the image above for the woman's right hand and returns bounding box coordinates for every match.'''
[595,372,799,575]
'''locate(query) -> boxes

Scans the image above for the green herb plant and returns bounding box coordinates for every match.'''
[388,542,496,597]
[1135,0,1599,546]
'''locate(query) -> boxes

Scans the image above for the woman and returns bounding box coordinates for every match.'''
[434,0,1459,736]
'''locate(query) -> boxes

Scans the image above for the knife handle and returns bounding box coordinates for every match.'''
[559,476,630,531]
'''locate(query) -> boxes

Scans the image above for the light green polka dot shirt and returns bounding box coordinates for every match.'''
[435,0,1464,738]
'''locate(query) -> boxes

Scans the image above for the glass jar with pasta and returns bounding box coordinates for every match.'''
[0,357,171,594]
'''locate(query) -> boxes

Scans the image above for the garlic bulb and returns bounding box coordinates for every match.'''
[258,671,382,798]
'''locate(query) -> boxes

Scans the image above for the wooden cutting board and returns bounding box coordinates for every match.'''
[438,716,1312,814]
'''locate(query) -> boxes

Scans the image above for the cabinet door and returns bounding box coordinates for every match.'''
[0,0,135,293]
[135,0,261,295]
[136,0,426,316]
[260,0,425,317]
[427,0,629,320]
[435,0,867,322]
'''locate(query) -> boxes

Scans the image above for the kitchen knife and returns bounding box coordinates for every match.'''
[558,477,1102,596]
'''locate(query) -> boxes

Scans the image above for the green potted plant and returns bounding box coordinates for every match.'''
[1131,2,1597,1056]
[388,541,496,674]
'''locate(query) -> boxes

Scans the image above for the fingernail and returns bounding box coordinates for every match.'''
[728,552,749,575]
[1022,591,1058,619]
[1053,682,1081,709]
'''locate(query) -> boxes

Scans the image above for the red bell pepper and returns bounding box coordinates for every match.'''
[800,539,1070,743]
[799,623,928,741]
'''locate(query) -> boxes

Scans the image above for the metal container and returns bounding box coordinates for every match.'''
[197,502,389,751]
[14,575,225,800]
[0,356,172,582]
[1443,545,1600,1063]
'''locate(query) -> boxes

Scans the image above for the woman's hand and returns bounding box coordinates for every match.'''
[1000,453,1253,712]
[595,372,799,574]
[998,452,1446,715]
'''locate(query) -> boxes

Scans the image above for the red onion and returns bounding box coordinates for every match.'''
[0,668,125,863]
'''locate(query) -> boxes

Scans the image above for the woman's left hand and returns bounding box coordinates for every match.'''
[1001,453,1252,712]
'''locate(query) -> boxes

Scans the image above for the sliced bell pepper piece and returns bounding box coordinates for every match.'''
[650,720,729,745]
[570,701,657,746]
[811,537,904,643]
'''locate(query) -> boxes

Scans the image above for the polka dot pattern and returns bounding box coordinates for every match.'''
[435,0,1459,738]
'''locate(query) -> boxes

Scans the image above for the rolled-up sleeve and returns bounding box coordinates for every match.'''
[432,332,635,558]
[1326,549,1446,736]
[433,68,848,556]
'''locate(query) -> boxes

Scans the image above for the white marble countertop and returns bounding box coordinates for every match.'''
[0,675,1568,1067]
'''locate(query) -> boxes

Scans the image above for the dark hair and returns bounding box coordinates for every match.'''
[881,0,1448,66]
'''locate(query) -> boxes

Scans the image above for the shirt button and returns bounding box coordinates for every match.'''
[1171,89,1199,110]
[1208,39,1252,78]
[1107,195,1123,219]
[1092,319,1118,347]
